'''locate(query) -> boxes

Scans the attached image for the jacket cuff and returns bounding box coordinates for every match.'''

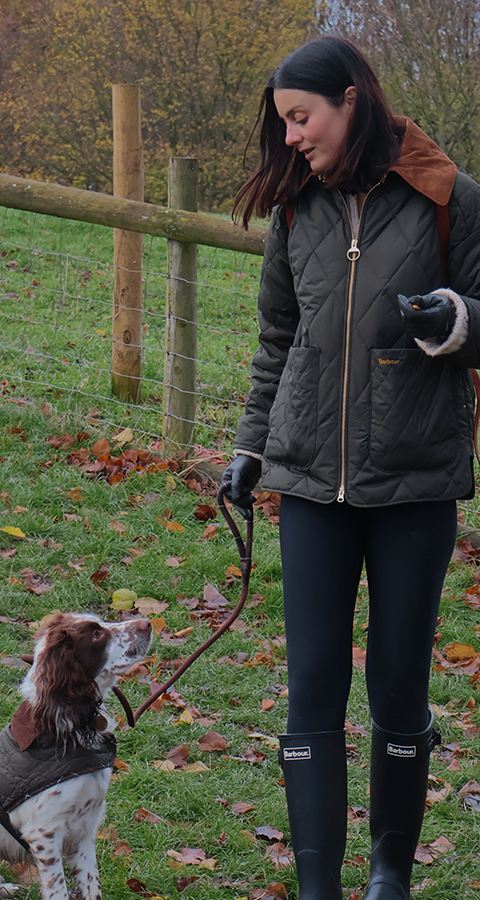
[415,289,469,357]
[233,449,263,461]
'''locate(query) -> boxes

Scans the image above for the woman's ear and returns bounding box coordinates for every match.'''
[344,86,356,113]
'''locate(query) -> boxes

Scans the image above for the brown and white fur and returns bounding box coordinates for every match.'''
[0,611,152,900]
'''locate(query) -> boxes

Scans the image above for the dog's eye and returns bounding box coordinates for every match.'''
[92,629,104,641]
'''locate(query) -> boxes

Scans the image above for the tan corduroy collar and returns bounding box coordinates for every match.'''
[10,700,39,750]
[391,116,457,206]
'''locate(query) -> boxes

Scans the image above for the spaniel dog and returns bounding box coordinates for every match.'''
[0,611,152,900]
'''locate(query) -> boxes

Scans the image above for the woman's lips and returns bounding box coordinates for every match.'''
[303,148,315,161]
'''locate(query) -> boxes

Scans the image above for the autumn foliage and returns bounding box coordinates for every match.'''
[0,0,320,210]
[2,0,480,214]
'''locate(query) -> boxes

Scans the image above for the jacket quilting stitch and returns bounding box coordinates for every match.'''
[0,722,116,813]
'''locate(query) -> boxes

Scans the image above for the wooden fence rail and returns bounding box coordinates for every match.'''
[0,173,267,255]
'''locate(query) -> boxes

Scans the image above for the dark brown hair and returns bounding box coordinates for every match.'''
[233,36,403,227]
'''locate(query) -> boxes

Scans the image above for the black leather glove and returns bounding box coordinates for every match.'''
[397,292,456,341]
[221,454,261,520]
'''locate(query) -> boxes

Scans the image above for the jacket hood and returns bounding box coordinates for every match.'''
[391,116,457,206]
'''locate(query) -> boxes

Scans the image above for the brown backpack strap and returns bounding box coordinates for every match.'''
[471,369,480,468]
[285,202,295,231]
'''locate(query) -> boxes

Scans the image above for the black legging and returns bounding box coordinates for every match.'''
[279,495,458,736]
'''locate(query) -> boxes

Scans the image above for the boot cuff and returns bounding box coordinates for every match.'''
[278,730,346,765]
[279,729,345,742]
[371,710,438,757]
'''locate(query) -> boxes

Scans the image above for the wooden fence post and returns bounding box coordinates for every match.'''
[111,84,144,401]
[163,157,198,455]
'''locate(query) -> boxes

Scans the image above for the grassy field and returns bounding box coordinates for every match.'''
[0,207,262,448]
[1,212,480,899]
[1,406,480,899]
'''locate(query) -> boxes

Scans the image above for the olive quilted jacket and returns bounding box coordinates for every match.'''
[234,119,480,506]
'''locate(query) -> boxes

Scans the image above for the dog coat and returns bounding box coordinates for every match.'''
[0,701,116,813]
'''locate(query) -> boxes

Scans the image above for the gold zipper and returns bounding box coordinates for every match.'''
[336,180,384,502]
[337,224,358,502]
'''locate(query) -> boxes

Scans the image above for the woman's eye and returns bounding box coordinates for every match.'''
[296,117,308,126]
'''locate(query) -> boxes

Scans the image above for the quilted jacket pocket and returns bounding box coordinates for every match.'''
[370,348,466,472]
[265,347,319,469]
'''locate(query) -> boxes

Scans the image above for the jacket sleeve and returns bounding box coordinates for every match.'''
[415,173,480,366]
[234,205,300,456]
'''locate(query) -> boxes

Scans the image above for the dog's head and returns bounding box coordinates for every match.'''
[21,611,152,743]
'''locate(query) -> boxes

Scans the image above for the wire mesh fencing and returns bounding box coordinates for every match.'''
[0,207,263,453]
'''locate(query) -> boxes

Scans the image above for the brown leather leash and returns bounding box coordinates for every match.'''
[112,484,253,726]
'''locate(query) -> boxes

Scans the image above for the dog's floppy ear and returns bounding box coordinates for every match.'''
[32,611,101,742]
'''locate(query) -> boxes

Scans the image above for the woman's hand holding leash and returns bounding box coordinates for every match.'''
[221,454,262,521]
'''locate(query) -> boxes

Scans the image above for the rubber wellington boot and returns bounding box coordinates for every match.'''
[365,712,440,900]
[278,730,347,900]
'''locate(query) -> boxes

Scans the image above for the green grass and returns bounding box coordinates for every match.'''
[1,407,480,899]
[2,213,480,898]
[0,207,262,449]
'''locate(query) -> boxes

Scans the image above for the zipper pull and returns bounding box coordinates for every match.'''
[337,485,345,502]
[347,239,360,262]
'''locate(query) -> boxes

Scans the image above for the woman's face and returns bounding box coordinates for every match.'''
[274,87,356,175]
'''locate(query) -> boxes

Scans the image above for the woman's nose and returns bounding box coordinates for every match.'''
[285,122,301,146]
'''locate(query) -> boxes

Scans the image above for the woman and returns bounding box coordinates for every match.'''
[222,36,480,900]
